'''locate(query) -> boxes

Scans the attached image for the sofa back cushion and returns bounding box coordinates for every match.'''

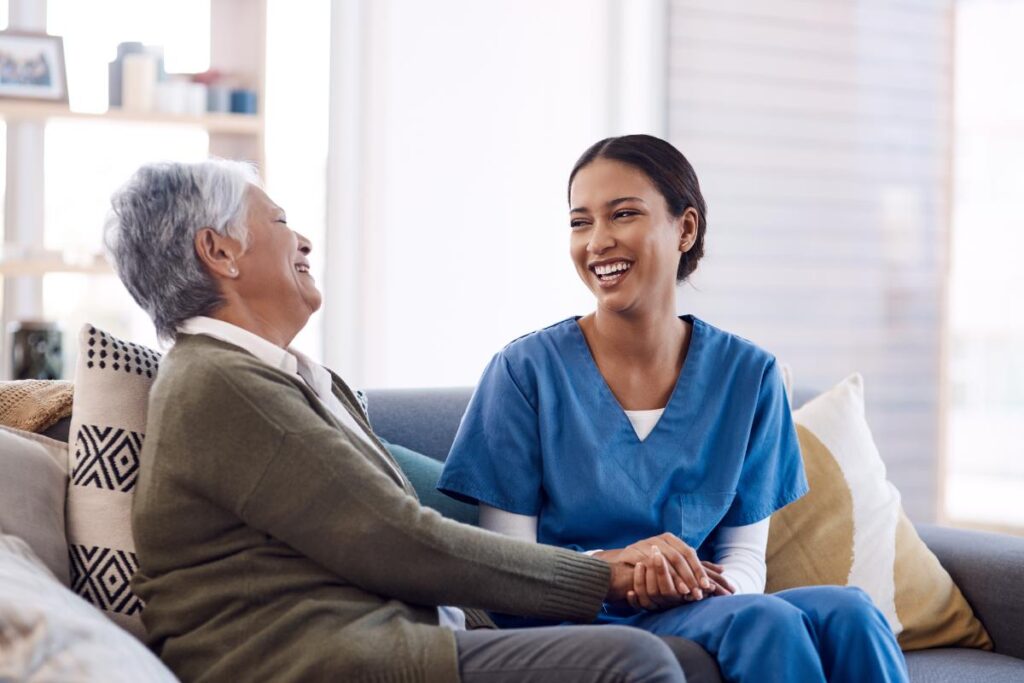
[365,388,473,461]
[0,426,69,584]
[66,324,161,639]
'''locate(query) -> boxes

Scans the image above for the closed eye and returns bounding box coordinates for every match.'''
[570,219,591,230]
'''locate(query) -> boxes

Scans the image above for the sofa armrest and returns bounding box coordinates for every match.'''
[916,523,1024,659]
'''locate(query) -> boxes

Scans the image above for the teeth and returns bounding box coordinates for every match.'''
[594,261,631,276]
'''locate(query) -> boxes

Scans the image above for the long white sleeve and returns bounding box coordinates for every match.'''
[713,518,770,595]
[479,504,538,542]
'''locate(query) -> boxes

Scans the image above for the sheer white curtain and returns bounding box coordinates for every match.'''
[323,0,667,388]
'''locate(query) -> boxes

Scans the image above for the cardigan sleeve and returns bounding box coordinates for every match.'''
[178,358,610,623]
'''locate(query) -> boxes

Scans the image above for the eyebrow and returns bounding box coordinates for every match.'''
[570,196,647,214]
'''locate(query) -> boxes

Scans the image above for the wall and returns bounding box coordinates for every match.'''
[324,0,667,388]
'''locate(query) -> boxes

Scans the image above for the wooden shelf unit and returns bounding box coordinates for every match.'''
[0,100,263,135]
[1,0,268,281]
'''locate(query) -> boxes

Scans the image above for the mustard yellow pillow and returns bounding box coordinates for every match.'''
[765,373,992,651]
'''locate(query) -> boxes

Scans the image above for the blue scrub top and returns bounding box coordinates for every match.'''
[437,315,808,556]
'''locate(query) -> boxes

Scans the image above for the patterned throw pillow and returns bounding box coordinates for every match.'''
[765,373,992,651]
[66,324,161,639]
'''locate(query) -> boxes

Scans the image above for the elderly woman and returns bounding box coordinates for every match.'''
[104,160,699,683]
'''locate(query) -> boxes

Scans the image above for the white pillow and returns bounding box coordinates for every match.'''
[0,426,69,584]
[0,534,177,682]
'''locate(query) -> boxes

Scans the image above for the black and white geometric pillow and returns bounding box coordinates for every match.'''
[67,325,160,639]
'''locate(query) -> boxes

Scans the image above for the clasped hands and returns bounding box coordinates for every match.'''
[599,533,734,611]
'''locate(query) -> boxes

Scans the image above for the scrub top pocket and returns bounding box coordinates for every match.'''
[662,490,737,549]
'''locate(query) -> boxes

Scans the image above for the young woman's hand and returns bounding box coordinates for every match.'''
[626,546,688,611]
[700,560,735,597]
[625,552,737,611]
[624,533,713,600]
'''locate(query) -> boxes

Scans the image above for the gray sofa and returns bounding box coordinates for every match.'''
[363,387,1024,683]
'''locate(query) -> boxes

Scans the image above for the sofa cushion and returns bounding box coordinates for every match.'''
[0,426,69,585]
[765,374,992,651]
[66,324,161,639]
[0,533,176,682]
[384,441,479,525]
[904,648,1024,682]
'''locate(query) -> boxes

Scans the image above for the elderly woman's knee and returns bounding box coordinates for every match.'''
[582,626,684,682]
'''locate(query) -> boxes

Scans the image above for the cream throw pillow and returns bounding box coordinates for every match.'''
[67,324,161,639]
[766,373,992,651]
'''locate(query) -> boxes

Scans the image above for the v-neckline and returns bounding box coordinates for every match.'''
[569,315,703,446]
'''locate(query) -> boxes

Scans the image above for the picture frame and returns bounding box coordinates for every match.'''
[0,31,68,103]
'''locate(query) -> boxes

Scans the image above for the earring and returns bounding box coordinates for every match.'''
[228,266,238,276]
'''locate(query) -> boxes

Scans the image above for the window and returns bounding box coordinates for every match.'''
[43,0,214,357]
[31,0,328,369]
[945,0,1024,529]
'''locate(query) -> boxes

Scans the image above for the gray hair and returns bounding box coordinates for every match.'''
[104,159,259,341]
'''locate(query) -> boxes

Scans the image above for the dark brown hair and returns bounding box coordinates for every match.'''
[568,134,707,282]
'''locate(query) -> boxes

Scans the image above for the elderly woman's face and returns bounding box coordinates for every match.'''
[235,186,322,325]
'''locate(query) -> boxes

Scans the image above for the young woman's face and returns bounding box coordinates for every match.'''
[569,157,692,315]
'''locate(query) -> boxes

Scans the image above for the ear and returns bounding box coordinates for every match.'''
[194,228,244,280]
[677,207,699,253]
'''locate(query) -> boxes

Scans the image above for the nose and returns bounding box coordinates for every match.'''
[587,219,615,255]
[296,231,312,255]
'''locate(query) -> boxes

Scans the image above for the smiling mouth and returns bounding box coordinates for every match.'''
[589,260,633,286]
[295,263,311,275]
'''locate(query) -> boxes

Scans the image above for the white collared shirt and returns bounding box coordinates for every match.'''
[176,316,466,630]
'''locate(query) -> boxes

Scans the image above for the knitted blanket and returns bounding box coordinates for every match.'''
[0,380,73,433]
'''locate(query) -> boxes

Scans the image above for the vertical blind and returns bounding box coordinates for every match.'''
[667,0,953,521]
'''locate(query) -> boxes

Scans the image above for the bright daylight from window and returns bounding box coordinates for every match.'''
[945,0,1024,529]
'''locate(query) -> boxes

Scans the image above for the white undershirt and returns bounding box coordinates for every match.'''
[177,317,467,630]
[478,407,769,595]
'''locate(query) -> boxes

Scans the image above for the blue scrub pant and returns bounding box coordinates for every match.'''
[602,586,909,683]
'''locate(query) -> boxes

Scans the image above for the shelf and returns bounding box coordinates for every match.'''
[0,253,113,277]
[0,100,262,135]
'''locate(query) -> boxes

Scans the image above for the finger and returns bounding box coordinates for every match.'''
[713,571,735,595]
[663,547,699,598]
[702,561,725,572]
[645,550,662,605]
[628,590,640,610]
[634,561,655,610]
[661,535,713,592]
[652,547,678,600]
[701,569,733,596]
[680,545,712,595]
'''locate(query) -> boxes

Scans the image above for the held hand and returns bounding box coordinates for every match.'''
[700,560,735,596]
[627,546,688,611]
[625,533,713,601]
[602,553,641,606]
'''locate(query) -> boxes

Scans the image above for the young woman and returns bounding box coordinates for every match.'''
[438,135,909,683]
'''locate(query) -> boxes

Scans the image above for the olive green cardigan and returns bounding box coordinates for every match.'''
[131,334,610,683]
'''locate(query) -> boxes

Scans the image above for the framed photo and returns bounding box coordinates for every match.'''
[0,31,67,103]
